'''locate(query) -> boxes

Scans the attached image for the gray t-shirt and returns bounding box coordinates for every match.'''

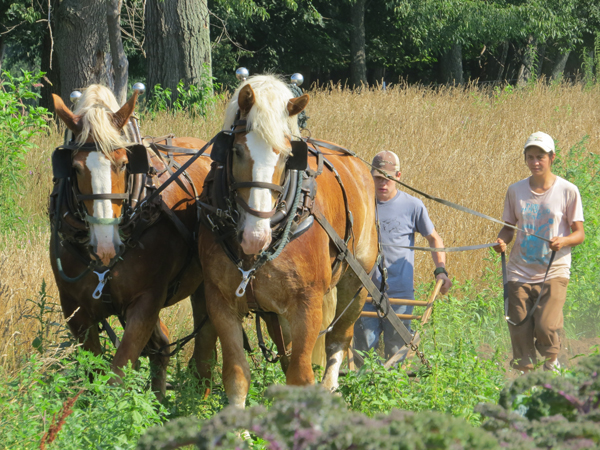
[373,190,435,300]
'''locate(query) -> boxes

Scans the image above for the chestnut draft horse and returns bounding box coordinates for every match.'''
[197,75,378,407]
[50,85,213,400]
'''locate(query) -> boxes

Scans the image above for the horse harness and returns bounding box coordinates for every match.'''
[49,120,208,325]
[197,116,405,362]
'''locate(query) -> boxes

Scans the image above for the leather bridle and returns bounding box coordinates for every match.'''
[210,113,308,221]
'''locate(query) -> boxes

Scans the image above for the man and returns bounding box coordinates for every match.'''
[493,131,584,372]
[354,151,452,362]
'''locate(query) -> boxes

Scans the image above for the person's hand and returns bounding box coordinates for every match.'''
[493,238,506,253]
[436,273,452,294]
[549,236,567,252]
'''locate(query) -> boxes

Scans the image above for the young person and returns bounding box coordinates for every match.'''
[493,131,584,372]
[354,151,452,362]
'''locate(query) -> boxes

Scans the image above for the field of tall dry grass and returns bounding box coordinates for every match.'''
[2,81,599,372]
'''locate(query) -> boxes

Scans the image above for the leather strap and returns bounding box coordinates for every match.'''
[234,195,277,219]
[139,137,214,208]
[76,193,130,201]
[313,211,413,346]
[230,181,284,193]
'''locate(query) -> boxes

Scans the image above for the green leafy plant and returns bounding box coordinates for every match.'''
[23,279,62,354]
[0,70,49,231]
[0,349,167,450]
[553,137,600,337]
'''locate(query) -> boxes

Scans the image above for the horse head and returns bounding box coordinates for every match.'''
[52,86,139,266]
[222,75,309,255]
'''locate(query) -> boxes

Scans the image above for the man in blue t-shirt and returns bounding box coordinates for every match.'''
[354,151,452,361]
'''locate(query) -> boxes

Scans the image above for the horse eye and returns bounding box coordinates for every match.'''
[233,144,245,155]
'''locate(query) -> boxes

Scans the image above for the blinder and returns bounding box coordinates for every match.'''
[127,144,150,174]
[52,149,73,179]
[210,131,234,164]
[288,140,308,171]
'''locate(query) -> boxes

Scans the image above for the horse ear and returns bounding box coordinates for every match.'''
[112,90,139,130]
[287,94,309,117]
[238,84,255,114]
[52,94,83,134]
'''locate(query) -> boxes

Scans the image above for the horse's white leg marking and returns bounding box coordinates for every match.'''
[231,393,247,409]
[86,152,122,265]
[321,344,345,391]
[240,132,279,255]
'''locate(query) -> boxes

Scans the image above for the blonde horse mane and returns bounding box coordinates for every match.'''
[73,85,132,161]
[223,74,301,155]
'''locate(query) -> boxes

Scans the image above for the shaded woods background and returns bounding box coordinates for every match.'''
[2,0,600,109]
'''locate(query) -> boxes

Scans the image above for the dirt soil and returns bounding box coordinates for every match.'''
[478,336,600,380]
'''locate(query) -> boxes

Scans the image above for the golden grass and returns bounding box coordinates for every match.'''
[2,81,599,370]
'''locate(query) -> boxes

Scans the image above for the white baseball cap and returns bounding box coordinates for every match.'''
[524,131,555,154]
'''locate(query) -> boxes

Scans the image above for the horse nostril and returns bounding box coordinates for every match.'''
[237,229,244,243]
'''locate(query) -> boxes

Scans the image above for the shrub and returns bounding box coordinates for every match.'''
[0,349,166,449]
[0,70,49,231]
[138,385,500,450]
[477,353,600,449]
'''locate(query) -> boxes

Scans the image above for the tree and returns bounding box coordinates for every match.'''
[350,0,367,87]
[107,0,129,105]
[55,0,111,103]
[145,0,212,101]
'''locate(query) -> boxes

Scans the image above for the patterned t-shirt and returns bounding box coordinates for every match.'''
[502,176,584,283]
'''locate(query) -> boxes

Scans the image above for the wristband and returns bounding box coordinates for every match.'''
[433,267,448,277]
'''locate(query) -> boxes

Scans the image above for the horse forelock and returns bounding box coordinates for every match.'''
[223,75,300,155]
[73,84,132,162]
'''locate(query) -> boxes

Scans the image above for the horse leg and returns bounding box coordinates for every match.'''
[264,314,292,374]
[322,274,367,391]
[143,318,171,402]
[111,294,162,393]
[206,283,249,408]
[189,286,218,398]
[285,296,322,386]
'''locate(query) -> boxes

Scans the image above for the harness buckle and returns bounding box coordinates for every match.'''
[92,270,111,299]
[235,268,255,298]
[206,214,218,232]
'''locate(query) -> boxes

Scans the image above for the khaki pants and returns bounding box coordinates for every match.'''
[506,277,569,370]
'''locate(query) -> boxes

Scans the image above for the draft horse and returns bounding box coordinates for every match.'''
[197,75,378,407]
[50,85,212,399]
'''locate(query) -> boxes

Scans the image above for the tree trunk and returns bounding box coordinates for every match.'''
[537,44,546,79]
[350,0,367,89]
[440,43,464,85]
[550,51,570,81]
[55,0,110,104]
[370,66,385,86]
[107,0,129,105]
[517,35,537,86]
[40,0,62,113]
[496,41,509,81]
[145,0,212,102]
[0,35,5,72]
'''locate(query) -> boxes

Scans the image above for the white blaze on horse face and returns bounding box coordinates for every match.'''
[85,152,123,266]
[240,131,278,255]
